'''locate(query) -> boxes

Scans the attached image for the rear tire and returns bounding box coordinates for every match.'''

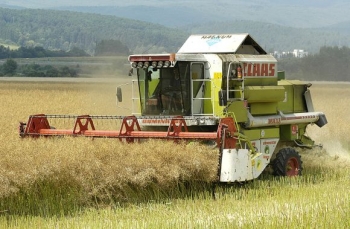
[272,148,302,176]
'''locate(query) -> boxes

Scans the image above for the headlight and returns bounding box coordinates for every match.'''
[137,62,143,68]
[157,61,163,68]
[151,61,157,68]
[163,61,170,68]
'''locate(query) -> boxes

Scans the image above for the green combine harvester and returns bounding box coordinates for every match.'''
[20,34,327,182]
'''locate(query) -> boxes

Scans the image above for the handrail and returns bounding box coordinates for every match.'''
[131,79,141,115]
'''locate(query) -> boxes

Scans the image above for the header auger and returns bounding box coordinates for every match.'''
[20,34,327,182]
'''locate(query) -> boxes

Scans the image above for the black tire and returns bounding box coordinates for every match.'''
[272,148,302,176]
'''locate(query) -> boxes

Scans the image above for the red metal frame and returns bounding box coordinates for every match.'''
[73,115,95,134]
[19,115,237,149]
[22,114,51,137]
[118,116,141,143]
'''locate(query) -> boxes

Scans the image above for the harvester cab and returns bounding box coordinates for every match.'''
[20,34,327,183]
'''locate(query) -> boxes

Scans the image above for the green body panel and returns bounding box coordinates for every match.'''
[203,81,213,114]
[242,127,280,141]
[211,78,223,117]
[250,102,277,115]
[278,80,307,113]
[243,77,278,86]
[280,124,299,141]
[226,101,248,122]
[293,84,307,112]
[138,80,146,112]
[242,86,285,115]
[244,86,285,103]
[280,123,314,146]
[148,79,159,97]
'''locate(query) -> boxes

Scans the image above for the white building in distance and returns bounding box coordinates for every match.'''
[293,49,308,58]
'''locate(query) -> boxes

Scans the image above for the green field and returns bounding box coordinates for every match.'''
[0,80,348,228]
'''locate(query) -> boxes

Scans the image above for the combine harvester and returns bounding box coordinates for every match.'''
[20,34,327,182]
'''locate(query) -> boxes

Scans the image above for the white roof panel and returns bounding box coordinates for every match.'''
[178,34,266,54]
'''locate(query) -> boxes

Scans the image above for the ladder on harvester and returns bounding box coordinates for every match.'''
[226,62,244,102]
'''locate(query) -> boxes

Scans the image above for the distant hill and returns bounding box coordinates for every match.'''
[320,20,350,35]
[3,0,350,28]
[0,8,188,55]
[54,5,208,28]
[0,7,349,55]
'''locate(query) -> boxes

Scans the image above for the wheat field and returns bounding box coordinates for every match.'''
[0,79,349,228]
[0,80,217,196]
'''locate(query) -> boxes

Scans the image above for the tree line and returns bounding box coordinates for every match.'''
[0,59,78,77]
[0,39,132,77]
[0,40,129,59]
[0,46,89,59]
[279,46,350,81]
[1,45,349,81]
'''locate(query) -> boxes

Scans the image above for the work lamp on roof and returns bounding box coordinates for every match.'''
[151,61,157,68]
[163,61,170,68]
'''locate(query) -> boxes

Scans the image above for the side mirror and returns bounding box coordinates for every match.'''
[117,87,122,102]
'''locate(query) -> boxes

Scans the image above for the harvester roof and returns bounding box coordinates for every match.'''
[178,34,266,55]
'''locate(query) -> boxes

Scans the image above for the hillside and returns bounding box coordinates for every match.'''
[0,8,188,55]
[0,7,349,55]
[2,0,350,28]
[321,20,350,35]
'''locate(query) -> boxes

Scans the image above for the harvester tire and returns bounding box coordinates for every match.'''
[272,148,302,176]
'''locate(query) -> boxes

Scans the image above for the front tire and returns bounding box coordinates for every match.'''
[272,148,302,176]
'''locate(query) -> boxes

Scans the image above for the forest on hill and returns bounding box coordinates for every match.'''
[279,46,350,82]
[1,7,350,55]
[0,40,128,59]
[0,8,187,55]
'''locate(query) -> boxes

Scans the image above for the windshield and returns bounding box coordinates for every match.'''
[137,62,190,115]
